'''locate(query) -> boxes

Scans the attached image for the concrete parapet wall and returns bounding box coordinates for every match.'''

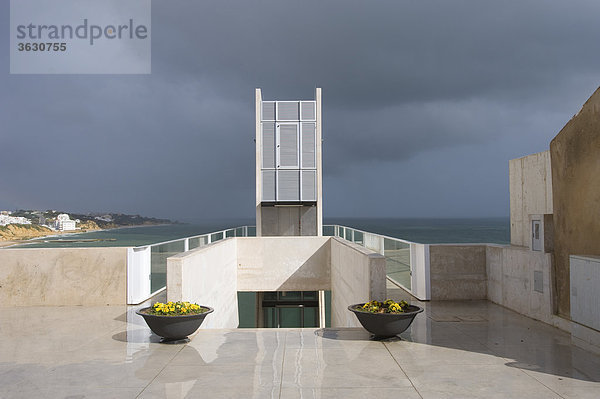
[330,237,386,328]
[237,236,330,291]
[167,238,238,329]
[166,236,386,329]
[429,244,487,300]
[428,243,556,325]
[0,247,127,306]
[486,245,554,325]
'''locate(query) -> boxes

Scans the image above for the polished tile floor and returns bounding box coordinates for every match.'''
[1,291,599,398]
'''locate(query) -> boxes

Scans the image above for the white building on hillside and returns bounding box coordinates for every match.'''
[0,214,32,226]
[55,214,76,231]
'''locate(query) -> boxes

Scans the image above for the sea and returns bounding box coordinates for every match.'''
[12,217,510,248]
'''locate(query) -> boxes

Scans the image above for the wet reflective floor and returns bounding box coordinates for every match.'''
[1,293,599,398]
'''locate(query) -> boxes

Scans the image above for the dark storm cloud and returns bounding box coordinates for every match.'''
[2,0,600,219]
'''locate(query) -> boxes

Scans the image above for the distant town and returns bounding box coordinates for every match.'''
[0,210,175,242]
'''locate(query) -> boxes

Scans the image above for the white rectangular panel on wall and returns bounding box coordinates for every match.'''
[262,101,275,121]
[262,170,276,201]
[278,123,299,168]
[278,170,300,201]
[301,122,316,168]
[301,101,316,121]
[301,170,316,201]
[277,101,299,121]
[262,123,275,168]
[570,255,600,331]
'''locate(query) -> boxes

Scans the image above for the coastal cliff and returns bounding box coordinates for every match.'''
[0,224,53,241]
[0,221,102,242]
[0,210,176,243]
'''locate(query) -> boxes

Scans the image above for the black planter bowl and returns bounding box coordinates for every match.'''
[348,303,423,338]
[136,306,214,342]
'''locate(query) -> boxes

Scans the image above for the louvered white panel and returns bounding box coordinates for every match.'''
[301,170,316,201]
[301,101,316,120]
[262,101,275,121]
[262,170,276,201]
[262,123,275,168]
[278,170,300,201]
[277,101,299,120]
[301,123,316,168]
[279,123,298,167]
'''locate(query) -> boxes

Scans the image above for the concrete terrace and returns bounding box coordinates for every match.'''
[1,286,599,399]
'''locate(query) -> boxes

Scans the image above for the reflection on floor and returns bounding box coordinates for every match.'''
[1,289,599,398]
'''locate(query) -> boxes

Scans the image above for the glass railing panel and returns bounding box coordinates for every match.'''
[225,229,235,238]
[211,232,224,242]
[322,225,335,236]
[363,232,382,253]
[247,226,256,237]
[188,235,209,250]
[150,240,185,293]
[353,230,364,245]
[235,227,244,237]
[384,237,411,289]
[188,237,201,250]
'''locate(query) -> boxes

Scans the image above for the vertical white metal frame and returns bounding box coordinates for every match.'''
[127,246,151,305]
[318,290,326,328]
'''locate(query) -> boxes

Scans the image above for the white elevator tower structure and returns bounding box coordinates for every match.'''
[255,88,323,236]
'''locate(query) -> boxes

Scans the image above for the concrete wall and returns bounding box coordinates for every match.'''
[428,245,487,300]
[509,150,553,247]
[486,245,555,325]
[260,206,318,236]
[330,237,386,328]
[237,236,330,291]
[167,239,238,329]
[167,236,387,329]
[550,86,600,318]
[0,247,127,306]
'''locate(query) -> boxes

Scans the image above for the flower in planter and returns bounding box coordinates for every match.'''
[146,301,208,316]
[360,299,410,314]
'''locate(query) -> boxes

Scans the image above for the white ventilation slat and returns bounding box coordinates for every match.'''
[279,124,298,167]
[262,101,275,120]
[277,102,299,120]
[302,170,316,201]
[278,170,300,201]
[301,122,316,168]
[262,170,276,201]
[262,123,275,168]
[301,101,316,120]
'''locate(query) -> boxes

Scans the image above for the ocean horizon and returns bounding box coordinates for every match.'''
[11,217,510,248]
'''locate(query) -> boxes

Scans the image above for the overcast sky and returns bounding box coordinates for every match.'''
[2,0,600,222]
